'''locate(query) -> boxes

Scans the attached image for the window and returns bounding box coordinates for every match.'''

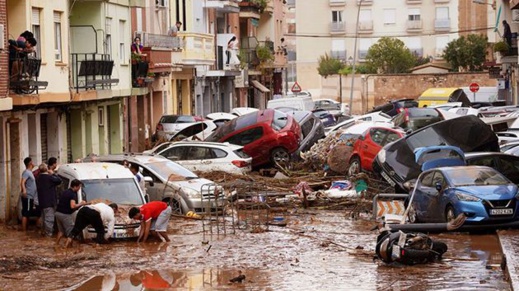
[332,11,343,23]
[359,9,372,21]
[432,172,446,188]
[383,9,396,24]
[385,132,401,145]
[369,128,387,145]
[419,171,435,187]
[119,20,126,63]
[435,36,450,54]
[161,146,186,161]
[212,148,228,158]
[105,18,112,56]
[225,127,264,146]
[54,11,62,61]
[32,8,41,58]
[331,39,346,60]
[408,8,420,21]
[187,147,212,160]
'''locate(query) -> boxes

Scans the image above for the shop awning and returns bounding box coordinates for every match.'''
[251,80,270,93]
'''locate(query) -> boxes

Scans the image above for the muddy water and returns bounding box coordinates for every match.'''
[0,210,510,290]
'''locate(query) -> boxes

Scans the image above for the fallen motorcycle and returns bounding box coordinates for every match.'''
[374,229,448,265]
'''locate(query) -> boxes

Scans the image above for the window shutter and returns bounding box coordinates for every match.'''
[54,11,61,23]
[32,8,40,25]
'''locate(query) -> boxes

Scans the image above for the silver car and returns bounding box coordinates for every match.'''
[87,154,225,214]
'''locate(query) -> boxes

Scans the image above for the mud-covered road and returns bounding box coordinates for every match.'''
[0,210,510,290]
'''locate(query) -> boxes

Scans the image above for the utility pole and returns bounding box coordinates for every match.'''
[349,0,362,114]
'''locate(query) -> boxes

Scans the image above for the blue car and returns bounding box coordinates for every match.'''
[411,166,519,223]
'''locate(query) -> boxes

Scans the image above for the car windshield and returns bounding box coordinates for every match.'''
[445,168,510,186]
[160,115,195,123]
[205,112,258,141]
[271,110,289,131]
[81,178,144,205]
[145,160,198,180]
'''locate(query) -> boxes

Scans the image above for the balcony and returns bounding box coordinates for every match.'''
[239,1,261,19]
[357,0,373,5]
[129,0,146,7]
[203,0,240,13]
[407,19,422,32]
[139,32,182,50]
[329,0,346,7]
[330,50,347,60]
[358,20,373,33]
[70,53,119,93]
[329,22,346,35]
[9,53,48,96]
[406,0,421,3]
[434,0,450,3]
[434,18,451,32]
[178,32,215,66]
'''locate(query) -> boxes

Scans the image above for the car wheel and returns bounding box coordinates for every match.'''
[444,205,456,223]
[270,147,290,165]
[348,156,361,176]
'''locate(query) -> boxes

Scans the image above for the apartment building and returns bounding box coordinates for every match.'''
[293,0,491,110]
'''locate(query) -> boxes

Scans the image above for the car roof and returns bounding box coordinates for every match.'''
[89,153,173,164]
[168,141,244,150]
[58,162,134,179]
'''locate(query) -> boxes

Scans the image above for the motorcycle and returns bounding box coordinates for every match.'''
[374,228,448,265]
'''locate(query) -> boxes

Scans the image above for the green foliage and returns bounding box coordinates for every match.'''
[493,41,509,52]
[415,56,431,67]
[317,53,345,78]
[250,0,268,12]
[443,34,488,72]
[338,64,375,75]
[365,37,416,74]
[256,45,274,63]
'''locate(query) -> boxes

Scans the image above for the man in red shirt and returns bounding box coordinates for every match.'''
[129,201,171,242]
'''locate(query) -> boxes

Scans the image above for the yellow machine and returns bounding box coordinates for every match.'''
[417,88,471,107]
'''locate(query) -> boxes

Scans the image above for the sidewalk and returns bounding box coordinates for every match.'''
[498,229,519,290]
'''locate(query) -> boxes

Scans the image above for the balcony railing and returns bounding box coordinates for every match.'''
[179,32,215,66]
[407,19,422,31]
[136,32,182,50]
[203,0,241,13]
[330,50,347,60]
[406,0,422,3]
[434,18,451,31]
[330,22,346,34]
[358,20,373,33]
[9,51,48,95]
[71,53,119,92]
[434,0,450,3]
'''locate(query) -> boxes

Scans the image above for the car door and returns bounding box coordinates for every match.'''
[159,145,187,162]
[140,166,167,202]
[413,171,436,221]
[360,128,388,171]
[429,171,447,222]
[496,156,519,183]
[224,126,265,163]
[184,146,213,172]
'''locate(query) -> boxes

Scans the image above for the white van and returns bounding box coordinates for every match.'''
[56,162,146,240]
[267,96,315,111]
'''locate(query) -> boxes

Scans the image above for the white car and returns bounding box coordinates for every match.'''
[313,98,342,115]
[167,120,217,141]
[231,107,259,116]
[205,112,237,127]
[325,111,392,136]
[447,106,482,117]
[151,141,252,175]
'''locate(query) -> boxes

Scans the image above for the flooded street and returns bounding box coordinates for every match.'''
[0,210,510,290]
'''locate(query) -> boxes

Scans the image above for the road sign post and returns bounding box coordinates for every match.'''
[469,82,480,102]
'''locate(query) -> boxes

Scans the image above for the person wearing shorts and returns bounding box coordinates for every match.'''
[20,157,41,231]
[129,201,171,243]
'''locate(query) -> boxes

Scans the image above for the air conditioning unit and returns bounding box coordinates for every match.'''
[513,10,519,23]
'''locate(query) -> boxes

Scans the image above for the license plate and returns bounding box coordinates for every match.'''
[391,245,401,259]
[490,208,513,215]
[113,232,133,239]
[381,171,396,187]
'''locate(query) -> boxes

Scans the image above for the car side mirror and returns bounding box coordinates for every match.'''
[435,182,442,192]
[144,176,154,187]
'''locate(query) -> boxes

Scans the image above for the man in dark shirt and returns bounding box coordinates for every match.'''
[55,179,86,245]
[36,163,62,237]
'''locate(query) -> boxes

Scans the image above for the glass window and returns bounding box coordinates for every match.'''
[436,7,449,20]
[432,172,445,188]
[54,11,62,61]
[332,11,343,22]
[145,161,198,179]
[187,146,211,160]
[445,167,509,186]
[153,143,173,155]
[225,127,264,146]
[105,18,112,56]
[234,149,250,159]
[160,146,186,161]
[383,9,396,24]
[385,131,401,145]
[272,110,289,131]
[467,156,496,168]
[82,178,144,205]
[408,8,420,21]
[212,148,228,158]
[369,128,387,145]
[300,118,314,139]
[32,8,41,59]
[419,171,435,187]
[119,20,126,63]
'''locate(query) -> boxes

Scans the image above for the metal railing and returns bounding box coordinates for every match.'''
[71,53,119,92]
[135,32,183,49]
[330,21,346,33]
[407,19,423,30]
[434,19,451,31]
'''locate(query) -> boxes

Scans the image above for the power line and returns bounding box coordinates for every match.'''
[285,26,497,39]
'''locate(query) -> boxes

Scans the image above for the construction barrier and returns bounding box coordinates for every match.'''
[372,193,409,220]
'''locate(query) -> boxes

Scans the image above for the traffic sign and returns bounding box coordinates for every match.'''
[291,81,302,93]
[469,82,480,93]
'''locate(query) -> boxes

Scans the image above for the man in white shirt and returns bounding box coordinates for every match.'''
[65,202,118,247]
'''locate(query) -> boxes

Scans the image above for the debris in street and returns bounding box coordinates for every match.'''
[229,271,246,283]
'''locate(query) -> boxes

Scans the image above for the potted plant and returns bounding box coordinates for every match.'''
[494,41,509,55]
[256,45,274,64]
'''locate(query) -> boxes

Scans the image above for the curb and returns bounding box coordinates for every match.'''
[497,230,519,291]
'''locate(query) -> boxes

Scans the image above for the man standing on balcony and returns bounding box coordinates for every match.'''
[168,21,182,37]
[503,20,513,49]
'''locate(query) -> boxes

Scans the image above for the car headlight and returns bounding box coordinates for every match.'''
[183,188,201,199]
[377,149,386,164]
[455,191,481,202]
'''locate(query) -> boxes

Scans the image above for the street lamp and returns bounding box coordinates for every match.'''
[349,0,362,114]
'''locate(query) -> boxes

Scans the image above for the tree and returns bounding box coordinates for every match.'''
[317,53,344,78]
[442,34,488,72]
[365,37,416,74]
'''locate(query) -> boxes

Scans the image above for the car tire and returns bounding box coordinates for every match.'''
[348,156,361,176]
[169,198,183,215]
[270,147,290,165]
[444,205,456,223]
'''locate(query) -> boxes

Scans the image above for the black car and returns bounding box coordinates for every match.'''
[367,98,418,117]
[465,152,519,184]
[284,110,325,159]
[373,115,500,192]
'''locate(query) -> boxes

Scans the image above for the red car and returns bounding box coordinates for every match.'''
[205,109,301,167]
[348,125,405,176]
